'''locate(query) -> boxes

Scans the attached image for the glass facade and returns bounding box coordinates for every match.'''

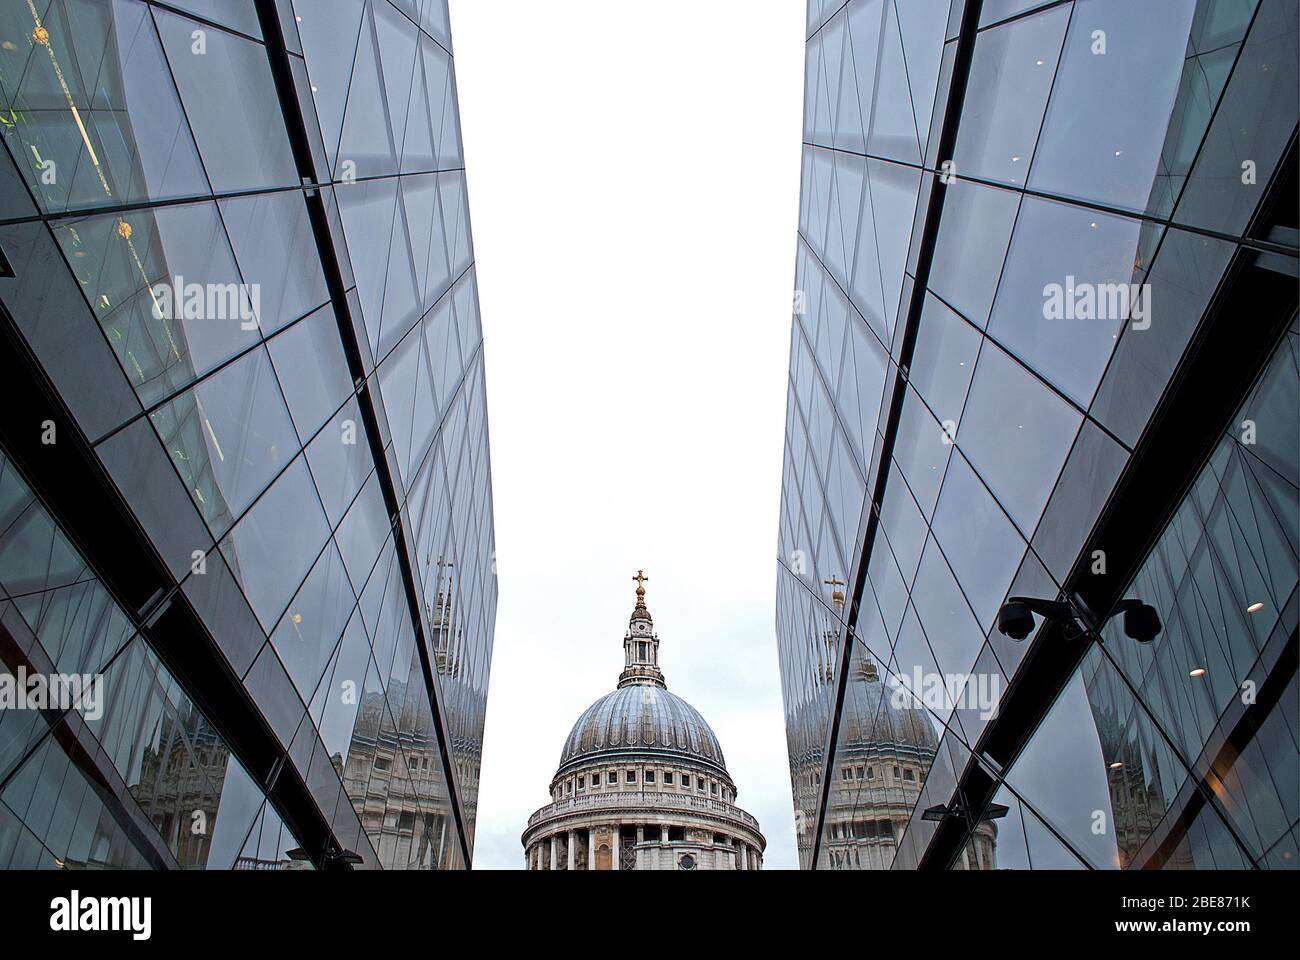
[0,0,495,869]
[779,0,1297,869]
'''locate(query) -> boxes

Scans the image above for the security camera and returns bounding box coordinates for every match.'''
[996,595,1161,645]
[996,600,1035,640]
[997,596,1076,641]
[1120,601,1161,643]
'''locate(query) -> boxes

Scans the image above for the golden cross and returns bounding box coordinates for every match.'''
[632,570,649,588]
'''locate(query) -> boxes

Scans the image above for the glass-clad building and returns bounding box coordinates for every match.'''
[777,0,1297,869]
[0,0,496,869]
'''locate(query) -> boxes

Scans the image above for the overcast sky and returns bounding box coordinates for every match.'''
[450,1,806,869]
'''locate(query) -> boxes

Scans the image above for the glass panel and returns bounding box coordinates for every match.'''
[54,202,254,407]
[1006,667,1125,868]
[335,2,397,179]
[0,0,210,213]
[267,304,353,442]
[165,0,261,36]
[294,0,367,172]
[155,8,298,191]
[867,1,920,164]
[219,190,330,335]
[952,4,1070,187]
[1171,0,1296,236]
[956,339,1082,537]
[150,345,299,538]
[270,541,357,701]
[926,179,1019,330]
[907,292,980,429]
[909,536,987,678]
[987,196,1144,408]
[1029,0,1199,212]
[931,450,1026,630]
[220,456,330,631]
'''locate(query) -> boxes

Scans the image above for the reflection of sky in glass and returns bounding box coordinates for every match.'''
[782,0,1296,872]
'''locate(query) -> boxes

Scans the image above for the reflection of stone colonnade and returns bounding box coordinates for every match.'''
[819,654,998,870]
[340,680,457,870]
[130,706,231,869]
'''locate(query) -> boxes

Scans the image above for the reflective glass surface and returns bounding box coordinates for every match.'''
[780,0,1298,870]
[0,0,493,869]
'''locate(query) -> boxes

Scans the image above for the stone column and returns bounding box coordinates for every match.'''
[567,830,577,871]
[611,825,620,871]
[588,829,596,870]
[740,844,748,870]
[549,834,557,870]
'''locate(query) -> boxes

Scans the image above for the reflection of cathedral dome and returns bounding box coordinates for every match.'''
[522,571,765,870]
[838,657,940,756]
[559,685,728,777]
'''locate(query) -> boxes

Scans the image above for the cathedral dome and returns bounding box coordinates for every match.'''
[558,684,728,777]
[523,571,765,871]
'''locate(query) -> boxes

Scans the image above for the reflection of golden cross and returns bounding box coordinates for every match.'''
[824,576,845,608]
[633,570,649,588]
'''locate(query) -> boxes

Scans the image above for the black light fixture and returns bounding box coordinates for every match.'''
[995,595,1161,644]
[922,799,1009,823]
[285,846,364,868]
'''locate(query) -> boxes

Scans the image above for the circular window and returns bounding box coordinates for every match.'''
[678,853,696,871]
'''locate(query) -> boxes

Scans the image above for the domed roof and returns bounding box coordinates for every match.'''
[558,684,729,777]
[838,657,939,756]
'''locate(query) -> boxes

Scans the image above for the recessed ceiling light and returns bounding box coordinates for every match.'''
[1189,667,1206,678]
[1247,601,1265,613]
[1108,761,1124,770]
[1114,149,1123,156]
[1035,59,1044,65]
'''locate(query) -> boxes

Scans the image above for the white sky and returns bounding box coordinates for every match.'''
[450,0,807,869]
